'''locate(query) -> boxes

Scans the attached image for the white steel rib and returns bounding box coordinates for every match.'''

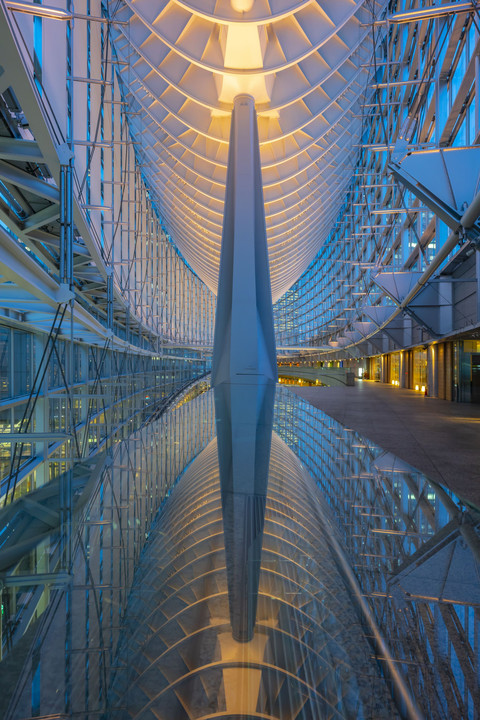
[108,0,382,301]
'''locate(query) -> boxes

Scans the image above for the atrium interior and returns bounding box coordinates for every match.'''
[0,1,479,719]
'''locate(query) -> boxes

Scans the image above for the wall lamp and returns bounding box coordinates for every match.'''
[389,2,479,24]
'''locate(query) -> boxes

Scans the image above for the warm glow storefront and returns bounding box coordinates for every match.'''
[412,348,428,393]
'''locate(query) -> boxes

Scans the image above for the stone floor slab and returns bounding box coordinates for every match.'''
[289,380,480,508]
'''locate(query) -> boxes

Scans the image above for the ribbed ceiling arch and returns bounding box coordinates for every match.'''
[108,0,382,300]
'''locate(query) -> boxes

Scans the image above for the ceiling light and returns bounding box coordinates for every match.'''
[5,1,71,19]
[389,3,478,24]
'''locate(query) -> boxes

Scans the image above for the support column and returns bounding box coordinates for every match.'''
[212,94,277,385]
[400,350,406,388]
[428,344,436,398]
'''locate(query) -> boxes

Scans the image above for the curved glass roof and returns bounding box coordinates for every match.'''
[108,0,382,300]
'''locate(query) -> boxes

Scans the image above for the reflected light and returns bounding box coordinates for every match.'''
[217,22,271,104]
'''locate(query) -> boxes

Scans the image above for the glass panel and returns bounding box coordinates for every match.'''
[13,331,31,397]
[0,327,10,399]
[413,348,427,390]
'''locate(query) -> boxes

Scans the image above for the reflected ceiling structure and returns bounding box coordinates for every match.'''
[108,433,397,719]
[108,0,382,300]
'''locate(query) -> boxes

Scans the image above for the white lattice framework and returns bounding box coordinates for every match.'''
[108,0,384,301]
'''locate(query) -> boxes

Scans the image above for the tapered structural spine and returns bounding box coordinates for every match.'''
[212,94,277,386]
[212,94,276,642]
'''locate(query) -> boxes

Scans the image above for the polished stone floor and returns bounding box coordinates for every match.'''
[290,380,480,508]
[2,383,479,719]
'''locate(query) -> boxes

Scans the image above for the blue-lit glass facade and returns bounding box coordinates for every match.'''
[274,5,480,401]
[0,0,479,718]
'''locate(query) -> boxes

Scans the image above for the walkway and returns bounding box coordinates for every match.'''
[289,380,480,509]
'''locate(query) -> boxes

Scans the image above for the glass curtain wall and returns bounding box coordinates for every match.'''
[1,0,216,353]
[0,323,209,505]
[273,1,479,355]
[0,0,216,509]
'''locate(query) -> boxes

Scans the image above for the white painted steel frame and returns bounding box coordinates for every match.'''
[107,0,385,301]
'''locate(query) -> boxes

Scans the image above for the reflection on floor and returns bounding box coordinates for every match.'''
[290,381,480,504]
[0,383,478,719]
[107,433,398,719]
[0,389,216,719]
[275,387,480,720]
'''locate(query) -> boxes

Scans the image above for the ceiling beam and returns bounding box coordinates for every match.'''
[0,137,43,163]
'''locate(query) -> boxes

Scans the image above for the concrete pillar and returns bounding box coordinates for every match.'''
[438,280,453,335]
[403,314,412,348]
[381,354,388,383]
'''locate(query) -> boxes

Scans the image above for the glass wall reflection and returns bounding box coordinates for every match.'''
[274,387,480,720]
[0,388,214,719]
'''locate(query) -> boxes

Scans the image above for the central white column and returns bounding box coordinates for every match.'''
[212,94,277,643]
[212,94,277,385]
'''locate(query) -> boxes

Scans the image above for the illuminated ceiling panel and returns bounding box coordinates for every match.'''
[108,0,383,300]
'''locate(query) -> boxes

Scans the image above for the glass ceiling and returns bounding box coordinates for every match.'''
[107,0,385,300]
